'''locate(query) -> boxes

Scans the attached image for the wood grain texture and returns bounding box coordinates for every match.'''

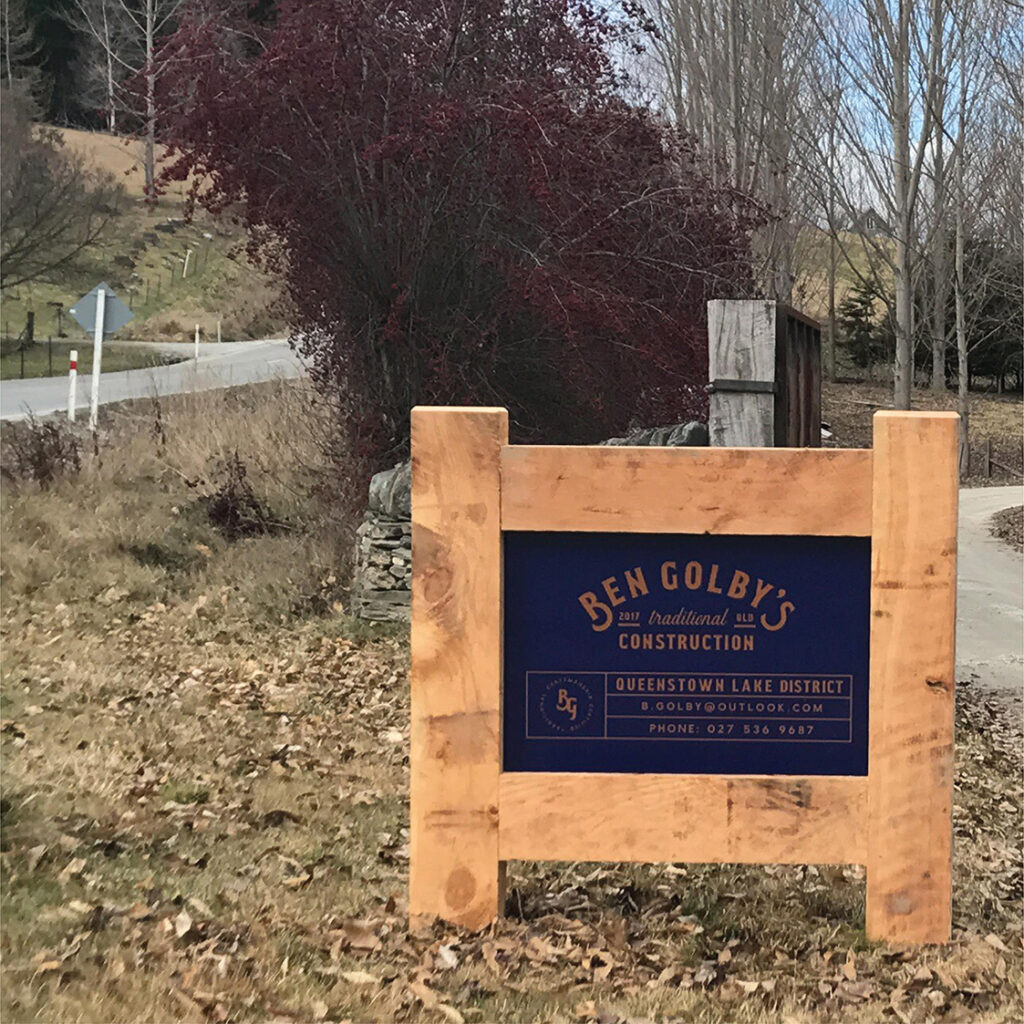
[498,773,867,864]
[500,445,873,535]
[410,407,507,929]
[708,299,776,446]
[866,412,958,943]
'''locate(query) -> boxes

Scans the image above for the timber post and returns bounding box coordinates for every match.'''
[866,411,958,942]
[707,299,822,448]
[409,406,507,929]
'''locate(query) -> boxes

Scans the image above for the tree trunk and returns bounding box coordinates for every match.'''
[144,0,156,197]
[826,229,837,382]
[893,222,914,409]
[3,0,12,85]
[891,1,913,410]
[104,1,116,133]
[955,205,968,478]
[929,25,947,393]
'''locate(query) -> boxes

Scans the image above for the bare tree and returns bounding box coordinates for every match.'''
[947,0,1022,473]
[639,0,816,301]
[926,17,949,394]
[797,0,954,409]
[66,0,132,133]
[66,0,182,193]
[1,0,42,103]
[0,84,124,287]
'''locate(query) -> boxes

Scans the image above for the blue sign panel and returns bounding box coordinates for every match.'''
[503,532,870,776]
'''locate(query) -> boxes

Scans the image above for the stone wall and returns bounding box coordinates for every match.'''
[351,462,412,622]
[351,422,709,622]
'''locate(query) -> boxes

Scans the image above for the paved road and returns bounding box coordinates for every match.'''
[0,339,304,420]
[956,485,1023,706]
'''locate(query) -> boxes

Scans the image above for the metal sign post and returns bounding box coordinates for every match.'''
[69,282,133,431]
[90,287,106,429]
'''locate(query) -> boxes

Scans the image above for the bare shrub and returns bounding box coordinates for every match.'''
[1,416,82,488]
[200,451,286,541]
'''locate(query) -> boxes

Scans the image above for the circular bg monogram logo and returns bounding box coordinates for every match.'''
[538,676,594,735]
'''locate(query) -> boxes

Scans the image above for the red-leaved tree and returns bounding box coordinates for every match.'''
[161,0,760,453]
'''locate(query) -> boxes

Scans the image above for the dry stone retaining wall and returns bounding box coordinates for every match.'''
[351,421,709,622]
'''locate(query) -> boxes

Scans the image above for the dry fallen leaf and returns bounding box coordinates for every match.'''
[889,986,912,1024]
[717,979,747,1002]
[174,910,193,938]
[58,857,86,884]
[340,919,381,951]
[574,1000,597,1021]
[340,970,377,986]
[407,979,438,1008]
[310,998,329,1020]
[437,1006,465,1024]
[26,845,46,872]
[435,943,459,970]
[841,948,857,981]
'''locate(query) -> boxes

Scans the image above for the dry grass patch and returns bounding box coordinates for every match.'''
[1,379,360,626]
[1,613,1020,1023]
[822,381,1022,484]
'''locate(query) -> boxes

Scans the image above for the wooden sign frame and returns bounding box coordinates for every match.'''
[410,407,958,943]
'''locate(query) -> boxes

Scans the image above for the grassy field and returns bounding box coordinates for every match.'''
[1,381,1021,1024]
[0,342,182,381]
[1,128,286,348]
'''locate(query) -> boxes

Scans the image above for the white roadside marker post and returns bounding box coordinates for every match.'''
[216,319,222,344]
[68,349,78,422]
[194,323,200,362]
[89,287,105,431]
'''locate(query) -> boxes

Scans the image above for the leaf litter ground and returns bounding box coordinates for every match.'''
[2,607,1021,1024]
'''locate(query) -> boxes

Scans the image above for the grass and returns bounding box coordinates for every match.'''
[0,128,286,348]
[0,381,1021,1023]
[0,341,182,380]
[991,506,1023,552]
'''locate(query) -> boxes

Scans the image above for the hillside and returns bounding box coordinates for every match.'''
[1,129,287,349]
[792,224,890,323]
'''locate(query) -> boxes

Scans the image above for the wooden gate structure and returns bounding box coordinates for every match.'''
[410,406,958,944]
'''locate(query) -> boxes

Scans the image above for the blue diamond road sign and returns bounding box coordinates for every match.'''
[68,282,134,336]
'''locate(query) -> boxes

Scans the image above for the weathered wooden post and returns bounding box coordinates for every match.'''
[707,299,822,448]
